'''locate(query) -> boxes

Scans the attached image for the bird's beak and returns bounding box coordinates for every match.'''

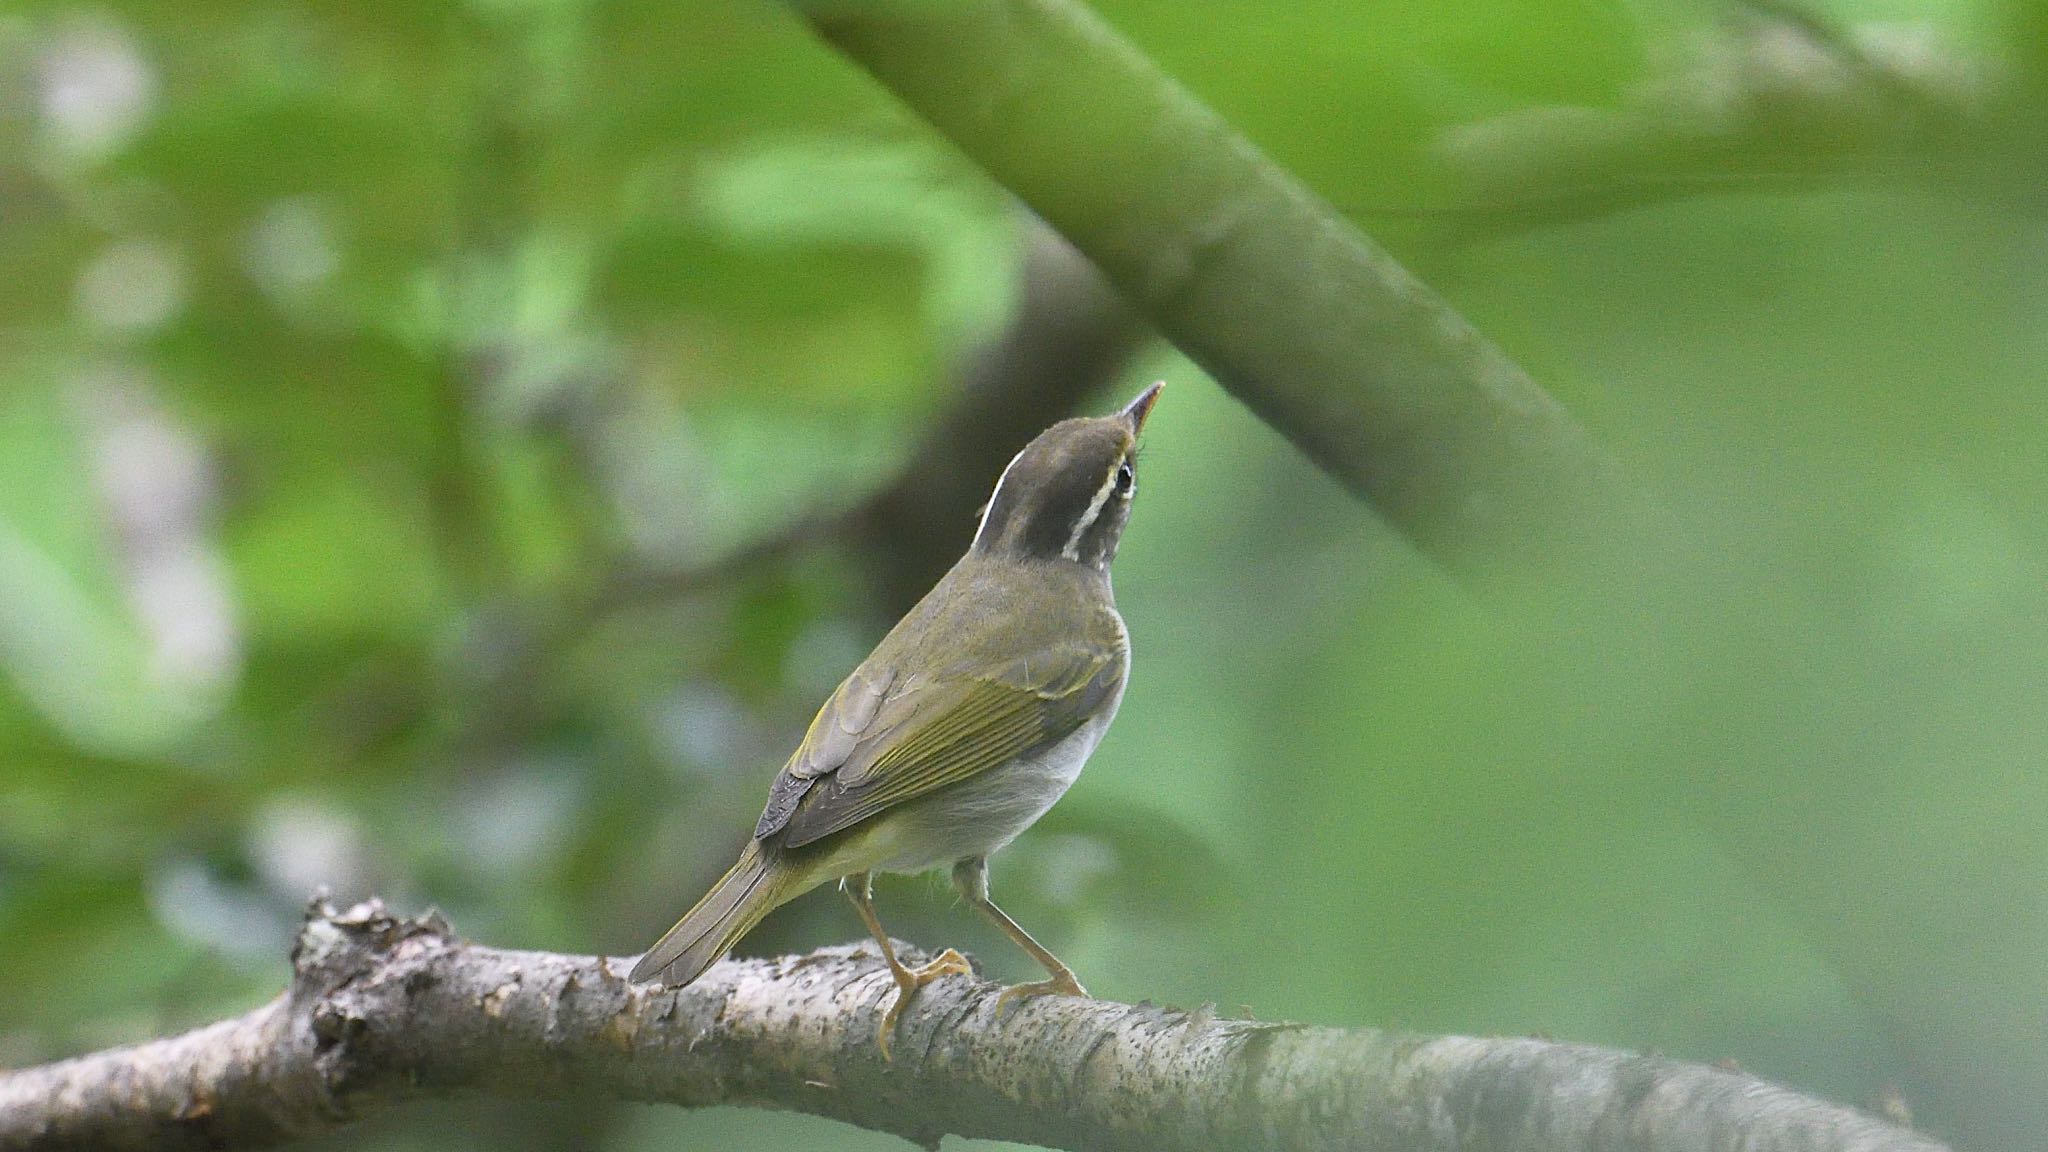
[1120,381,1164,433]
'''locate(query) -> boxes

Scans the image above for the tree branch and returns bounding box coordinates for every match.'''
[0,899,1944,1152]
[789,0,1656,580]
[1422,8,2004,241]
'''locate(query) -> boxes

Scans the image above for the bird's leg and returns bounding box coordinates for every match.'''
[839,872,971,1058]
[950,856,1088,1016]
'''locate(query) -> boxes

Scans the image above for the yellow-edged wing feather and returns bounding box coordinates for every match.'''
[755,630,1123,851]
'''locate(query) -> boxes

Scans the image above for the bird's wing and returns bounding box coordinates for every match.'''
[751,663,900,839]
[752,628,1124,849]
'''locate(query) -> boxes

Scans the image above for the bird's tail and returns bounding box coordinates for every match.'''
[629,839,788,986]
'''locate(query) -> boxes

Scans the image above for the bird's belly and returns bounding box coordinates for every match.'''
[874,704,1115,875]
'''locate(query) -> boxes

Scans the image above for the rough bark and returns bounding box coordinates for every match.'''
[789,0,1656,581]
[0,899,1944,1152]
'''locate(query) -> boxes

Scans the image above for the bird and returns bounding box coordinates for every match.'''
[629,382,1162,1054]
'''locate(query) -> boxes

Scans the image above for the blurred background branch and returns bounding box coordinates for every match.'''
[793,0,1655,583]
[1416,1,2010,240]
[595,218,1144,619]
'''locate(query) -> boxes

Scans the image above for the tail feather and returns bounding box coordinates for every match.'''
[629,840,785,986]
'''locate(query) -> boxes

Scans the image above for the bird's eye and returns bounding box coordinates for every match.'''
[1114,460,1134,494]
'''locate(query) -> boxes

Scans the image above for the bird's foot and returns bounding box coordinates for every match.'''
[994,970,1088,1018]
[877,948,974,1059]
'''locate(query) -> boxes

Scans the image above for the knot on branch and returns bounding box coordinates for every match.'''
[289,896,458,1099]
[291,896,455,985]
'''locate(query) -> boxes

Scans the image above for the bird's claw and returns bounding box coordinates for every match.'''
[994,971,1089,1019]
[877,948,974,1060]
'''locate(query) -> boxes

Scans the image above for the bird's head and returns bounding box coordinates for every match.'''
[971,383,1162,571]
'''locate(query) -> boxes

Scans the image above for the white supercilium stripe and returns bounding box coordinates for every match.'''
[971,446,1030,550]
[1060,463,1123,562]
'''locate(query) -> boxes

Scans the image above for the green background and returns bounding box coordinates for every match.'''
[1,1,2042,1149]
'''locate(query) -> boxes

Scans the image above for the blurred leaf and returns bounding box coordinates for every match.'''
[0,383,227,755]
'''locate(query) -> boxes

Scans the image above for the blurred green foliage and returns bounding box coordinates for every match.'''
[2,1,2046,1150]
